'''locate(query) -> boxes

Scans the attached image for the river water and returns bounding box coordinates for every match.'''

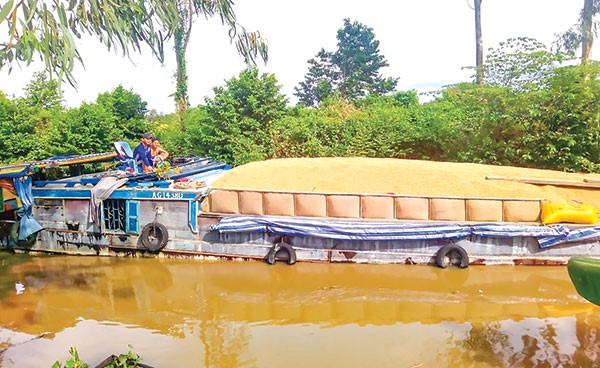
[0,252,598,367]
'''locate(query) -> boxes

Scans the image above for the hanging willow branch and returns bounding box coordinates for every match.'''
[1,0,179,85]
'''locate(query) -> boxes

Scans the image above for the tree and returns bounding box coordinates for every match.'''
[22,72,63,109]
[333,19,398,99]
[46,102,120,156]
[295,18,398,107]
[472,0,484,85]
[482,37,570,92]
[582,0,596,65]
[525,63,600,172]
[196,68,288,165]
[172,0,268,118]
[0,73,65,162]
[0,90,13,122]
[96,85,148,139]
[555,0,600,67]
[294,49,339,107]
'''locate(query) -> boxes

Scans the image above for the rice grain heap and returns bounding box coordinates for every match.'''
[212,157,600,210]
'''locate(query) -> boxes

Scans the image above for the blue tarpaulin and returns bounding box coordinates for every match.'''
[210,215,583,248]
[14,176,43,240]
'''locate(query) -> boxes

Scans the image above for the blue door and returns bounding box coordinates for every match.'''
[126,200,140,234]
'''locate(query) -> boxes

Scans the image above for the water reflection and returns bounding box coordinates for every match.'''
[0,253,597,367]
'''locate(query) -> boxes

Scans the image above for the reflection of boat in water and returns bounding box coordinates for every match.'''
[2,152,600,266]
[568,256,600,306]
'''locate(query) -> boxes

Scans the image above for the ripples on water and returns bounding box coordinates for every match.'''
[0,251,598,367]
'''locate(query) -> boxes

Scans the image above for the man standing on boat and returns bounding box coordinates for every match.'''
[133,133,154,173]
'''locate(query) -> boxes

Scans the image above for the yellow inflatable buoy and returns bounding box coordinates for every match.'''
[541,202,598,225]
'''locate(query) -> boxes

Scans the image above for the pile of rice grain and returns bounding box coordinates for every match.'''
[212,158,600,209]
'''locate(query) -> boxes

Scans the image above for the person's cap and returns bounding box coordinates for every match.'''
[141,133,152,139]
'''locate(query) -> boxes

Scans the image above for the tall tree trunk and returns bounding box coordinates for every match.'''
[174,3,194,124]
[174,20,189,121]
[582,0,594,68]
[475,0,484,85]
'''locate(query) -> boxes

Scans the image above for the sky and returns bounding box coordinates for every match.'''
[0,0,589,114]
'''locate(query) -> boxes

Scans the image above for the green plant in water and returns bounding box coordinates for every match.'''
[105,344,142,368]
[52,347,89,368]
[52,345,143,368]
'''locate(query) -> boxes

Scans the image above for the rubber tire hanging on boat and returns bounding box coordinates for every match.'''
[140,222,169,252]
[9,221,38,247]
[435,243,469,269]
[266,242,297,265]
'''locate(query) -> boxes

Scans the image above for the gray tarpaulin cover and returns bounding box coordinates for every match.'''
[89,176,129,226]
[210,215,590,248]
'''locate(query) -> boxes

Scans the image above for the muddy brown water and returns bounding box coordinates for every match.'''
[0,252,598,367]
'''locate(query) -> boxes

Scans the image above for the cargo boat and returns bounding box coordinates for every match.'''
[1,148,600,267]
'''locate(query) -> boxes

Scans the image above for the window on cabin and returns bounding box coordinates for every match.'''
[103,199,126,231]
[102,199,140,233]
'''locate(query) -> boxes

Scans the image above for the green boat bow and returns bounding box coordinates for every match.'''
[568,257,600,306]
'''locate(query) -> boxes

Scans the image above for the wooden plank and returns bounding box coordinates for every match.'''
[485,175,600,189]
[583,178,600,184]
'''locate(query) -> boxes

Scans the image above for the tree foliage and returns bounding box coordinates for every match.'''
[481,37,571,92]
[294,49,338,107]
[0,72,63,162]
[333,19,398,99]
[46,102,120,156]
[0,0,268,99]
[0,0,180,84]
[170,68,288,165]
[0,74,150,163]
[295,18,398,107]
[525,63,600,172]
[0,90,13,121]
[22,71,63,109]
[96,85,148,139]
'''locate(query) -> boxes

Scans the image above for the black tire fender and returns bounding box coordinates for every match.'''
[140,222,169,252]
[435,243,469,269]
[10,221,38,247]
[266,242,297,265]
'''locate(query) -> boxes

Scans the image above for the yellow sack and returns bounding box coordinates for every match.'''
[541,202,598,225]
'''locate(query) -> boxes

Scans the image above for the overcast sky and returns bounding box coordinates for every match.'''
[0,0,588,114]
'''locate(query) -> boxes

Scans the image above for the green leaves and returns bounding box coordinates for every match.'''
[0,0,14,24]
[295,18,398,107]
[478,37,572,92]
[178,68,288,165]
[1,0,268,116]
[1,0,181,85]
[52,345,141,368]
[0,73,150,164]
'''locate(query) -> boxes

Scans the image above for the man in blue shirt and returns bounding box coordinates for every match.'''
[133,132,153,173]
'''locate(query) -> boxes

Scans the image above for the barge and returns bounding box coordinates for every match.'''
[1,149,600,267]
